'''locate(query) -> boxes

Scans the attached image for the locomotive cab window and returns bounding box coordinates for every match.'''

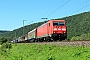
[53,22,58,26]
[58,22,64,26]
[53,22,64,26]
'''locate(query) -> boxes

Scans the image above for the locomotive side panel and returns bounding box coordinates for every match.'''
[48,20,53,36]
[36,22,49,38]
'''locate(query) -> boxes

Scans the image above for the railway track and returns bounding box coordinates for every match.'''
[16,40,90,46]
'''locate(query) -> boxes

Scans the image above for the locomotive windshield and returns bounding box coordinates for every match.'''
[53,22,64,26]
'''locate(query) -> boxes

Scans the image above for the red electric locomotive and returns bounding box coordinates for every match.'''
[16,20,67,43]
[36,20,67,41]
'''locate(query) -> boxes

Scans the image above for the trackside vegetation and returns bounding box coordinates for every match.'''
[0,44,90,60]
[71,33,90,40]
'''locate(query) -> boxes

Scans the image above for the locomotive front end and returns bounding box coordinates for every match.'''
[52,20,67,40]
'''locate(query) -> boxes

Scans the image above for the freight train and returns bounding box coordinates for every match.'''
[12,20,67,43]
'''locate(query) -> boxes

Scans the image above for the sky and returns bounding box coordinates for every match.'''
[0,0,90,31]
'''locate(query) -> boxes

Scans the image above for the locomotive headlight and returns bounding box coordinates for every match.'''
[58,29,61,30]
[53,28,57,30]
[62,28,66,30]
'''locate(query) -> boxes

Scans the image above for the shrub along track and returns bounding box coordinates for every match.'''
[17,40,90,46]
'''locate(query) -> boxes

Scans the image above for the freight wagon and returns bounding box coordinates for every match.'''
[18,36,23,43]
[28,28,36,42]
[17,30,36,43]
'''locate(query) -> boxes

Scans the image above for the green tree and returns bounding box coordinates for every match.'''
[0,37,8,45]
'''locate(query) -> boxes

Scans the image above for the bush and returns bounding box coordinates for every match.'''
[1,43,12,49]
[1,43,12,53]
[0,43,12,58]
[71,36,81,40]
[71,33,90,40]
[0,37,8,45]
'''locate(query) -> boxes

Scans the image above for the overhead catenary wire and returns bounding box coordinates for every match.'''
[43,0,63,16]
[70,4,90,15]
[71,0,89,9]
[54,0,90,18]
[42,0,89,20]
[42,0,64,20]
[46,0,71,17]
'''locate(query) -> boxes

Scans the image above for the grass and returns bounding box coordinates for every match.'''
[0,43,90,60]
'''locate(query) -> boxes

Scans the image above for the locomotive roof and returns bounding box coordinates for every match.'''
[37,20,65,28]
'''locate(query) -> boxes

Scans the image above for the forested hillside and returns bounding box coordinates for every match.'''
[0,30,9,33]
[0,30,10,35]
[57,11,90,40]
[0,11,90,41]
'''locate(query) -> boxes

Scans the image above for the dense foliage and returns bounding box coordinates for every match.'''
[0,44,90,60]
[0,30,9,37]
[71,33,90,40]
[0,11,90,41]
[0,30,9,34]
[0,37,8,45]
